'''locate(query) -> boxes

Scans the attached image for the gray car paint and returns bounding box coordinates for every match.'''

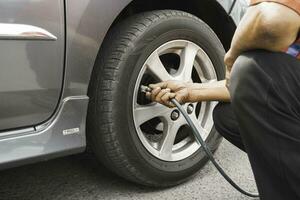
[0,96,88,169]
[63,0,248,98]
[0,0,248,168]
[0,0,65,130]
[63,0,132,98]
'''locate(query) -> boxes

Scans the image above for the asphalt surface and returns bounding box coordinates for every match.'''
[0,140,259,200]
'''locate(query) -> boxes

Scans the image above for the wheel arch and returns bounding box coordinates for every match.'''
[64,0,239,99]
[111,0,237,51]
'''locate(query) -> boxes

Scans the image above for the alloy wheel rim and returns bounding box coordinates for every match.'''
[133,40,218,162]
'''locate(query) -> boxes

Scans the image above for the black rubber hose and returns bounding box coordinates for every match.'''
[140,85,258,197]
[170,98,259,198]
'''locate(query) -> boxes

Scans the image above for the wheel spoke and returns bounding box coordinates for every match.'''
[189,114,209,137]
[209,78,218,83]
[197,102,206,120]
[159,121,180,160]
[133,39,218,162]
[134,103,170,126]
[204,101,218,130]
[203,78,218,83]
[177,42,199,81]
[146,51,172,81]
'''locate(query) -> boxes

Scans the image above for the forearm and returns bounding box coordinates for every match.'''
[188,80,230,102]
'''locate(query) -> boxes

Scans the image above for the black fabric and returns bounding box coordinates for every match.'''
[213,50,300,200]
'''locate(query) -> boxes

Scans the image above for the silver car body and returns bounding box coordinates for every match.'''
[0,0,248,169]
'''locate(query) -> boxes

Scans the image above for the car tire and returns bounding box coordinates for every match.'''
[87,10,225,187]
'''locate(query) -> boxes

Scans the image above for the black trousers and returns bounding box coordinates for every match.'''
[213,50,300,200]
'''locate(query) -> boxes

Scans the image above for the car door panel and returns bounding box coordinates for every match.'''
[0,0,65,131]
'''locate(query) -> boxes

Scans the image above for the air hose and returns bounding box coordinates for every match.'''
[140,85,259,198]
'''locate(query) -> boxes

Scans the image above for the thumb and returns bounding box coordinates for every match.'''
[169,93,176,99]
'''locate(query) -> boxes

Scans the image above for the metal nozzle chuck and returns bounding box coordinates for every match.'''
[140,85,152,93]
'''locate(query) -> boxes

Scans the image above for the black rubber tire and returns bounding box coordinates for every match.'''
[87,10,225,187]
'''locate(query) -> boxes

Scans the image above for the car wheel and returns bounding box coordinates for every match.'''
[87,10,225,187]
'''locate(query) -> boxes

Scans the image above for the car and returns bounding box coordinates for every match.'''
[0,0,248,187]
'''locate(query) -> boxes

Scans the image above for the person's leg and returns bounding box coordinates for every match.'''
[229,50,300,200]
[213,102,245,152]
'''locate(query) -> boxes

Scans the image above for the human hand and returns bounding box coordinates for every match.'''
[225,66,231,89]
[224,50,235,72]
[146,80,191,108]
[224,50,234,89]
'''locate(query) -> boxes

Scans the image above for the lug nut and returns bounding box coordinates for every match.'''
[187,104,194,114]
[170,110,180,121]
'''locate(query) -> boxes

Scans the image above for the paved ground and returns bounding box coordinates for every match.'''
[0,140,259,200]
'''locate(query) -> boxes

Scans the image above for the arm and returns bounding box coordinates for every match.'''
[190,2,299,102]
[149,2,300,106]
[148,80,230,107]
[225,2,300,70]
[187,80,230,102]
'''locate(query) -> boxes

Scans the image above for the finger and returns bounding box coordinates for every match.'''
[161,92,175,106]
[155,89,170,104]
[149,82,168,90]
[151,87,161,101]
[175,94,185,105]
[170,93,176,99]
[164,93,176,108]
[168,101,176,108]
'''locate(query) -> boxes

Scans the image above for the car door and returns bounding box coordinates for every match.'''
[0,0,65,131]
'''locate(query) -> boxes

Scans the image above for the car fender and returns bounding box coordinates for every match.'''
[63,0,248,98]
